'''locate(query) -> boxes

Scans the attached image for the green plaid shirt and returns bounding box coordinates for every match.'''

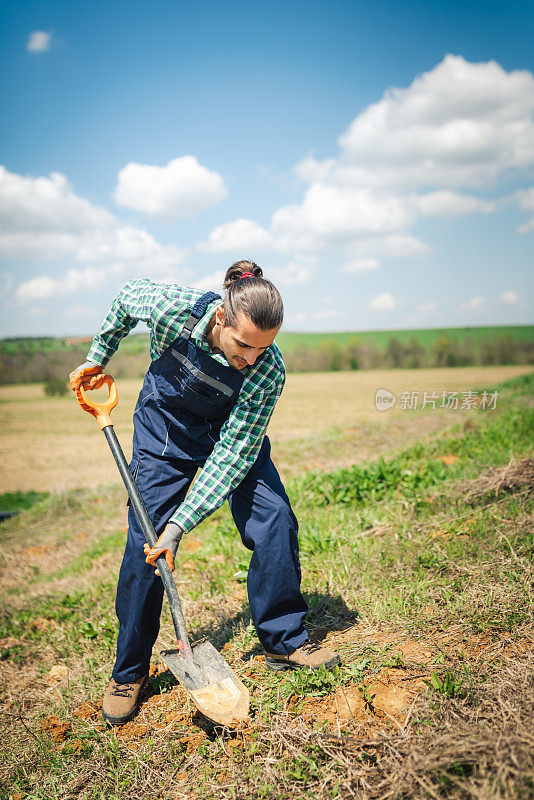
[87,279,285,534]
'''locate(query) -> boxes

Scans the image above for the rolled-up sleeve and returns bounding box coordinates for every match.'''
[169,374,284,533]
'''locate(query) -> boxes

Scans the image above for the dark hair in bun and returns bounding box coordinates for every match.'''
[222,260,283,331]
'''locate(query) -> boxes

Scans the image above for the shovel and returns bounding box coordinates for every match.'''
[75,374,250,726]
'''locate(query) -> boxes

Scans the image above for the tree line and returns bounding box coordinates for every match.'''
[0,333,532,389]
[283,333,534,372]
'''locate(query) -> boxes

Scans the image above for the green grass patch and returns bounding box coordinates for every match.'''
[52,529,127,579]
[0,490,49,514]
[289,402,533,511]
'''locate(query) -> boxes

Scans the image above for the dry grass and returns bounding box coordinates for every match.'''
[462,456,534,501]
[0,365,531,492]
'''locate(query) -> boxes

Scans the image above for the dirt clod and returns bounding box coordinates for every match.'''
[177,732,208,753]
[41,715,72,742]
[33,617,59,632]
[116,723,148,739]
[46,664,70,685]
[438,454,458,466]
[74,700,100,719]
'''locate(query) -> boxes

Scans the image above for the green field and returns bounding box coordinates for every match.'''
[0,371,532,799]
[2,324,533,356]
[276,324,534,352]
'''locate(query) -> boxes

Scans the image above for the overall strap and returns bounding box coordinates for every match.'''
[181,291,221,341]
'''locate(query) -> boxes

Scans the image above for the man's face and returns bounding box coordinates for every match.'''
[216,307,280,370]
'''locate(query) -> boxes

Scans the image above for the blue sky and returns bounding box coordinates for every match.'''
[1,0,533,336]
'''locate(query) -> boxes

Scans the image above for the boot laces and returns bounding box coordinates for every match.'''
[299,640,322,655]
[110,683,133,697]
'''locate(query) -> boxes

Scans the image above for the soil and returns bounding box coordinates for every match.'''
[41,715,72,742]
[30,625,525,753]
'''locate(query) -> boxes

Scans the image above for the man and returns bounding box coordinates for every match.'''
[70,261,340,725]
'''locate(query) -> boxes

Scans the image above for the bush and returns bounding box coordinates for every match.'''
[43,377,68,396]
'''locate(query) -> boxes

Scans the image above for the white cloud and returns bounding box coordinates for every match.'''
[26,31,51,52]
[271,55,534,260]
[499,290,519,305]
[0,167,113,242]
[191,258,313,292]
[114,156,227,220]
[515,187,534,211]
[271,184,414,251]
[410,191,495,217]
[369,292,398,311]
[0,165,187,300]
[294,157,336,184]
[335,55,534,189]
[459,295,485,312]
[268,261,313,286]
[16,264,124,302]
[192,270,226,292]
[458,292,523,313]
[16,258,189,302]
[186,55,531,271]
[75,225,184,270]
[418,302,436,313]
[348,233,431,259]
[340,258,380,274]
[199,218,272,252]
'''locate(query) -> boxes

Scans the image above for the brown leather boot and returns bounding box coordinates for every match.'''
[264,640,341,671]
[102,675,147,725]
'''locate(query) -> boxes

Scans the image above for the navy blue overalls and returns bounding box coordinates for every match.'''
[112,291,309,683]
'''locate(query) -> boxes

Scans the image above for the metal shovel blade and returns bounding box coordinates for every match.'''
[162,639,250,726]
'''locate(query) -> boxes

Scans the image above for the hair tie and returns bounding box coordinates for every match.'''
[239,271,256,279]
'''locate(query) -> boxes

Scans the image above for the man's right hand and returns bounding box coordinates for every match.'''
[144,522,185,573]
[69,361,106,392]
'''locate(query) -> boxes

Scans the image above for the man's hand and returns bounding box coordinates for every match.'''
[69,361,105,392]
[144,522,184,574]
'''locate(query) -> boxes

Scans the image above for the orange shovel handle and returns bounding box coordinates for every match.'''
[75,374,118,430]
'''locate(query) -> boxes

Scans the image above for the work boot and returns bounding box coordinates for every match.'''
[264,639,341,671]
[102,675,147,725]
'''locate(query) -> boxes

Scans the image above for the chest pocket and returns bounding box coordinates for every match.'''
[150,347,239,420]
[168,349,237,419]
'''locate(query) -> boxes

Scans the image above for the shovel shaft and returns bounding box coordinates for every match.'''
[74,375,250,722]
[102,425,194,660]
